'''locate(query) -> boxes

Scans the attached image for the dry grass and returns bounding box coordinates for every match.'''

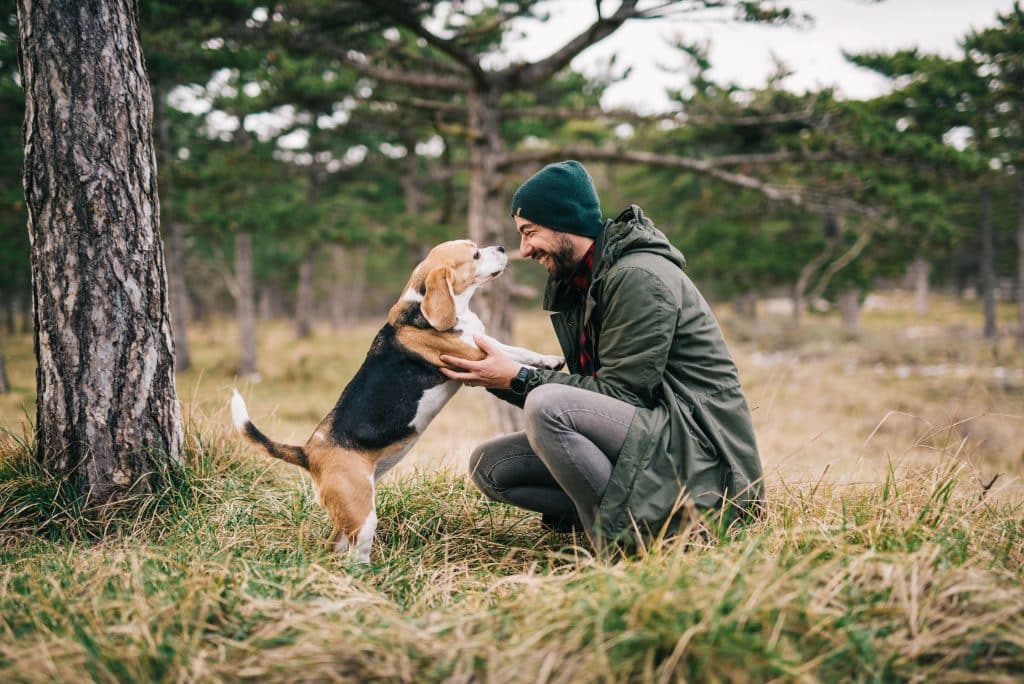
[1,291,1023,681]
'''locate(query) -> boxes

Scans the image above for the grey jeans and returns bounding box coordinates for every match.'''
[469,384,637,535]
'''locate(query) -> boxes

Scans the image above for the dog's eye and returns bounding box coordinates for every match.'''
[473,251,480,260]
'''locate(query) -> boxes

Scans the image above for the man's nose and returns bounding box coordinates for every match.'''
[519,236,531,256]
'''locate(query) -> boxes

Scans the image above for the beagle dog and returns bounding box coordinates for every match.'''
[231,240,563,563]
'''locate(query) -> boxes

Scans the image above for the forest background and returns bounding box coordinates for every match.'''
[0,1,1023,680]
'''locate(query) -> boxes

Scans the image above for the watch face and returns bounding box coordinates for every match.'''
[511,367,532,394]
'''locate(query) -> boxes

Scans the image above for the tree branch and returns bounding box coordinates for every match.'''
[498,146,874,217]
[373,1,488,86]
[502,105,820,127]
[273,24,472,92]
[378,95,466,113]
[807,228,875,301]
[502,0,642,89]
[344,52,472,92]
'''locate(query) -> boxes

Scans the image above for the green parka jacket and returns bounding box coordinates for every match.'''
[513,206,765,546]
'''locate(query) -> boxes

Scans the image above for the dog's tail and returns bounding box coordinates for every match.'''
[231,389,309,470]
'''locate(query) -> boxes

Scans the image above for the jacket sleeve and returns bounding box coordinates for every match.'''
[532,266,677,408]
[486,387,526,408]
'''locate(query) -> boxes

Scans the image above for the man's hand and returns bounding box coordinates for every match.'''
[440,335,523,389]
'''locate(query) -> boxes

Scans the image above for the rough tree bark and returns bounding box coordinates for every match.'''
[18,0,183,501]
[980,185,997,340]
[235,232,258,377]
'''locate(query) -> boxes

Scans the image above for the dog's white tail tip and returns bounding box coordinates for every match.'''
[230,388,249,431]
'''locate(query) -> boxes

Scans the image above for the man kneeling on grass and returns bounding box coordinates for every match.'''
[440,160,764,549]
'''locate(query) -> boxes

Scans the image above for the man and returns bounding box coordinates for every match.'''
[440,160,764,549]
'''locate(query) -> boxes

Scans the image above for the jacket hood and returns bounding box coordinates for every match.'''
[596,205,686,275]
[543,205,685,313]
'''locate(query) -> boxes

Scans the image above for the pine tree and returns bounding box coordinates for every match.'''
[17,0,183,501]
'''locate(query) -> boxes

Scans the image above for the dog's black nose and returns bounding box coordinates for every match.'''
[497,246,506,253]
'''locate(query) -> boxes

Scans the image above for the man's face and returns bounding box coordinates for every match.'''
[515,217,578,280]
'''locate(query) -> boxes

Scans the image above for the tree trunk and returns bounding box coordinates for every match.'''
[295,245,316,339]
[911,256,931,316]
[18,0,183,502]
[790,283,803,328]
[19,292,31,334]
[790,213,842,329]
[235,232,258,377]
[467,88,521,433]
[733,291,758,319]
[0,336,10,394]
[329,244,367,329]
[980,185,997,339]
[154,86,191,372]
[1017,173,1024,350]
[2,294,13,335]
[838,290,860,331]
[329,245,346,329]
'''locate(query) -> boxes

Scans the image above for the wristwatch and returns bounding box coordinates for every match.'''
[509,366,540,395]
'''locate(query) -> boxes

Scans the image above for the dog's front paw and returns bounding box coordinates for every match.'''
[539,355,565,371]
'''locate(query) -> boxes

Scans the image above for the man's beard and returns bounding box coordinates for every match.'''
[537,233,578,281]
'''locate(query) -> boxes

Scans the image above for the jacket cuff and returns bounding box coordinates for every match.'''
[486,387,527,408]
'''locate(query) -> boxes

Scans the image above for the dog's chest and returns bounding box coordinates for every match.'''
[455,310,485,348]
[410,380,460,433]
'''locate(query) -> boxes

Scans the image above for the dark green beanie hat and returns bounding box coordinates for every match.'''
[510,160,603,238]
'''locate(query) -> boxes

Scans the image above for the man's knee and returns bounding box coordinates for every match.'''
[523,384,577,441]
[467,442,493,490]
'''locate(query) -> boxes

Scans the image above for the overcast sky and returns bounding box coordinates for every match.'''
[500,0,1017,113]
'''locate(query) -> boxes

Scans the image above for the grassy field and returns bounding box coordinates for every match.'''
[1,293,1022,681]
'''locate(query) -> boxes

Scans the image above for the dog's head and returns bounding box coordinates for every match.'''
[405,240,507,331]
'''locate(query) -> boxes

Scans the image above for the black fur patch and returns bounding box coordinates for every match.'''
[392,302,434,330]
[328,324,446,451]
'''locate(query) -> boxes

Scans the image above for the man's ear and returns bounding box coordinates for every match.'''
[421,266,457,331]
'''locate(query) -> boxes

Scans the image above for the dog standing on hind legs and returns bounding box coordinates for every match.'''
[231,240,563,563]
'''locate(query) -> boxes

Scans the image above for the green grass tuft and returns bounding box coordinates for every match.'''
[2,432,1022,682]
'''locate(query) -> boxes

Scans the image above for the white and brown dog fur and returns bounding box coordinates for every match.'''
[231,240,563,563]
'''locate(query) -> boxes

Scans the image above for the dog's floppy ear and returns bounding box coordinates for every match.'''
[421,265,457,331]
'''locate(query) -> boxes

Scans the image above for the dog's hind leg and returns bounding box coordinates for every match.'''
[330,527,351,554]
[322,465,376,564]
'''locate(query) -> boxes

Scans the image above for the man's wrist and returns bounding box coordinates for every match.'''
[509,365,539,395]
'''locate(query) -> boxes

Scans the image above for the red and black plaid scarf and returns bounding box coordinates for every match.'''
[570,244,598,377]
